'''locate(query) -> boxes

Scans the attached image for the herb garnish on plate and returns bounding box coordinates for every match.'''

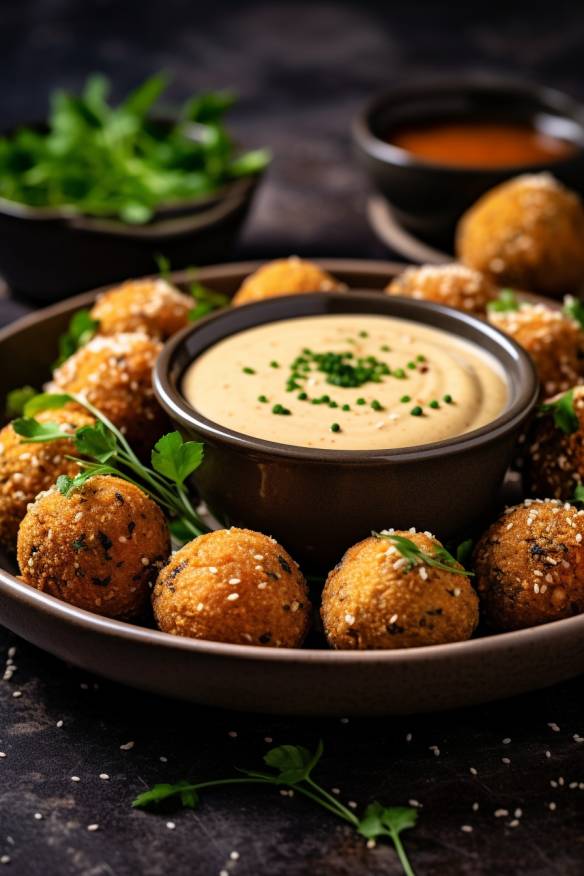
[374,532,473,577]
[538,388,579,435]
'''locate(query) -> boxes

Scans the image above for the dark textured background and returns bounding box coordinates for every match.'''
[1,2,584,873]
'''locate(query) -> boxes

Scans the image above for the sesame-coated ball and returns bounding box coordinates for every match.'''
[232,257,345,306]
[152,528,311,647]
[321,530,478,650]
[526,388,584,500]
[47,332,168,459]
[91,278,193,340]
[473,499,584,631]
[386,263,497,315]
[0,407,94,552]
[489,303,584,397]
[17,475,170,619]
[456,173,584,297]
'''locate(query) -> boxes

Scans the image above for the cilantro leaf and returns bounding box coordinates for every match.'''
[5,386,38,417]
[151,432,204,485]
[132,780,199,810]
[563,295,584,330]
[23,392,73,417]
[263,740,324,785]
[54,309,99,367]
[74,422,117,462]
[374,532,473,577]
[12,417,70,442]
[538,389,579,435]
[487,289,519,313]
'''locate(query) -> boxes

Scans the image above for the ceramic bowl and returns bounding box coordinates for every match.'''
[154,291,539,569]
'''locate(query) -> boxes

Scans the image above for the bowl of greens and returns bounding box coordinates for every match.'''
[0,74,269,301]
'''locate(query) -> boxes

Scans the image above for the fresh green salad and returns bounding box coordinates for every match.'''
[0,73,269,224]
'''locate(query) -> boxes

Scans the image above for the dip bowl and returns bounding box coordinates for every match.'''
[154,292,538,569]
[353,76,584,246]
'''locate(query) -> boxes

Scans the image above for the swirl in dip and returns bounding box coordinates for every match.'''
[182,314,508,450]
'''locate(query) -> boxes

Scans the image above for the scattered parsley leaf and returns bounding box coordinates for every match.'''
[133,781,199,810]
[487,289,519,313]
[73,422,117,463]
[538,388,579,435]
[151,432,204,485]
[563,295,584,330]
[54,309,99,368]
[5,386,38,418]
[23,392,73,417]
[262,741,323,785]
[374,532,473,577]
[12,417,69,442]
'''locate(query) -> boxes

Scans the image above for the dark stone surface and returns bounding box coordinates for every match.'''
[1,1,584,873]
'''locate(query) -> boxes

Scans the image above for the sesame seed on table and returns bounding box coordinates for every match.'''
[1,1,584,874]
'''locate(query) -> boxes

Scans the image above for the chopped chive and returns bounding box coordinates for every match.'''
[371,400,384,411]
[443,394,454,404]
[400,395,411,403]
[393,368,406,379]
[297,391,308,401]
[356,398,366,406]
[242,367,255,375]
[330,423,341,433]
[272,404,291,416]
[358,331,368,338]
[258,394,269,403]
[410,405,423,417]
[429,400,440,409]
[329,401,338,409]
[381,344,391,352]
[416,354,426,362]
[407,361,416,370]
[270,360,280,369]
[342,404,350,411]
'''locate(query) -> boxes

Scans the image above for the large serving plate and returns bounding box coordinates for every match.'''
[1,259,583,715]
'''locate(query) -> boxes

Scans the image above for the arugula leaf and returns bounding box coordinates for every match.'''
[262,741,323,785]
[12,417,70,442]
[538,388,579,435]
[151,432,204,485]
[54,309,99,368]
[487,289,519,313]
[73,422,117,462]
[563,295,584,330]
[133,781,199,810]
[5,386,37,417]
[374,532,473,577]
[23,392,73,417]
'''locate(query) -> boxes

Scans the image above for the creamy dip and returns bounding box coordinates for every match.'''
[182,314,508,450]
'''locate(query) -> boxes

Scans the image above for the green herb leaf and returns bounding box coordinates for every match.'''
[54,309,99,367]
[539,388,579,435]
[56,466,113,497]
[151,432,204,485]
[23,392,73,417]
[374,532,473,577]
[5,386,38,417]
[12,417,70,443]
[573,484,584,505]
[263,740,324,785]
[487,289,519,313]
[563,295,584,330]
[73,422,117,462]
[455,538,474,568]
[188,280,230,321]
[132,780,199,810]
[155,253,172,279]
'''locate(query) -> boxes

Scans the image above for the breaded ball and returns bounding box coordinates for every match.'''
[152,528,311,647]
[91,278,193,340]
[386,263,497,315]
[489,303,584,397]
[525,386,584,499]
[457,173,584,297]
[47,332,168,459]
[474,499,584,631]
[17,475,170,619]
[232,257,344,306]
[321,530,478,650]
[0,407,94,552]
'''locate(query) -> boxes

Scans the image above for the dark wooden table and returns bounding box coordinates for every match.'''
[1,2,583,873]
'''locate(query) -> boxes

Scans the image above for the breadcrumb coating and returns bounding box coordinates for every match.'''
[91,278,193,339]
[232,257,345,306]
[386,263,497,315]
[526,386,584,499]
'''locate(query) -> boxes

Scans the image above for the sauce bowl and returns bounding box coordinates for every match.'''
[353,75,584,246]
[154,292,538,569]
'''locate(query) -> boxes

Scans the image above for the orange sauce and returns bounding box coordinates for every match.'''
[388,120,577,168]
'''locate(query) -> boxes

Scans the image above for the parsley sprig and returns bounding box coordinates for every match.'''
[54,309,99,368]
[374,532,473,577]
[133,741,417,876]
[538,388,579,435]
[563,295,584,330]
[487,289,519,313]
[12,392,207,541]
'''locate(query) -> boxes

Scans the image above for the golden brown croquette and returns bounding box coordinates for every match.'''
[17,475,170,619]
[321,530,478,650]
[91,278,193,340]
[232,257,345,306]
[152,527,311,647]
[456,173,584,297]
[47,332,168,459]
[526,387,584,500]
[489,303,584,397]
[0,407,94,552]
[385,263,497,315]
[473,498,584,631]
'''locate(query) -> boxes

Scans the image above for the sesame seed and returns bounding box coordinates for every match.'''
[87,824,99,832]
[472,802,479,812]
[99,774,109,780]
[1,855,11,864]
[253,555,264,561]
[548,722,561,732]
[389,613,399,624]
[469,767,478,775]
[549,802,557,810]
[264,737,273,743]
[71,776,81,782]
[344,613,355,624]
[160,756,168,762]
[208,566,218,574]
[120,741,135,751]
[34,813,42,820]
[514,809,522,818]
[331,788,340,795]
[545,750,551,758]
[348,801,358,809]
[495,809,509,817]
[508,819,520,828]
[406,733,413,742]
[13,691,22,698]
[461,825,473,833]
[502,757,511,764]
[502,738,511,744]
[141,557,150,566]
[429,745,440,756]
[0,753,5,759]
[230,852,240,861]
[228,578,241,585]
[166,822,176,830]
[227,593,240,601]
[257,582,267,590]
[228,731,238,738]
[196,602,204,612]
[366,839,376,849]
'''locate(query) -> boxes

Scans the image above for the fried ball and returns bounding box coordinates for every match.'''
[91,278,193,340]
[489,302,584,397]
[525,386,584,499]
[457,173,584,297]
[385,263,497,315]
[232,257,344,306]
[0,407,94,552]
[17,475,170,619]
[321,530,478,650]
[152,527,311,647]
[474,499,584,631]
[47,332,168,459]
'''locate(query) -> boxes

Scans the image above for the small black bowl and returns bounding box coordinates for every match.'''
[154,292,538,569]
[353,75,584,247]
[0,121,264,303]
